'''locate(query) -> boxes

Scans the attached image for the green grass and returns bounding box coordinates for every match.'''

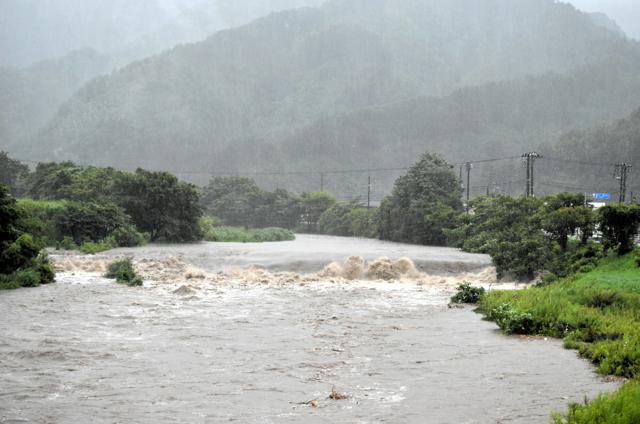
[479,252,640,421]
[552,379,640,424]
[202,226,295,243]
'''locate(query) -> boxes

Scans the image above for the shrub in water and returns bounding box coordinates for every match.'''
[31,254,55,285]
[105,259,143,287]
[450,283,485,304]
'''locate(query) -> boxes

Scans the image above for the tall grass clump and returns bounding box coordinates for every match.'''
[552,380,640,424]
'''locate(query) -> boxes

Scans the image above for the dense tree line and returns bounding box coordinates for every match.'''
[3,151,638,284]
[1,155,203,254]
[0,185,55,289]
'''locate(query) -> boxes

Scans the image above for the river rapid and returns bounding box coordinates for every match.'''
[0,235,618,423]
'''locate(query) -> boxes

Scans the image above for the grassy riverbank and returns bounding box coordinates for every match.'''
[478,252,640,422]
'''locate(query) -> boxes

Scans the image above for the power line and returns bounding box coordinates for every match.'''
[538,180,617,192]
[542,157,616,167]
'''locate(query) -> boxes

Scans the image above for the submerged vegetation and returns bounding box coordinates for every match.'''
[105,259,143,287]
[450,283,485,304]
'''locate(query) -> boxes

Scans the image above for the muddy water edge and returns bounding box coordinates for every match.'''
[0,236,619,423]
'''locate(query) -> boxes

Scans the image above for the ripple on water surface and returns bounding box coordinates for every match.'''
[0,276,618,424]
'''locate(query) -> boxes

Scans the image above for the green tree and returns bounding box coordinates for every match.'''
[318,202,355,236]
[253,189,301,230]
[0,185,54,288]
[599,204,640,255]
[454,195,550,280]
[116,169,202,242]
[379,153,462,246]
[299,192,337,233]
[26,161,121,202]
[345,208,380,239]
[56,201,131,245]
[200,177,263,227]
[541,205,595,251]
[0,152,29,194]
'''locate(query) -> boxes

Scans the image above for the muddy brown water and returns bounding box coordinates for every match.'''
[0,236,618,423]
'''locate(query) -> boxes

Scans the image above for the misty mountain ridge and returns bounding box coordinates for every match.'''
[0,0,325,69]
[0,48,111,147]
[0,0,325,154]
[14,0,635,174]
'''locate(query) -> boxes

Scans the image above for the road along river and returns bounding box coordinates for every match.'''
[0,235,619,423]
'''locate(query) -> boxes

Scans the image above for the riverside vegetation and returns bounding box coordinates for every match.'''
[2,151,639,420]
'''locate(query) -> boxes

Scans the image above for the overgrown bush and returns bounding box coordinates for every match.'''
[450,283,485,304]
[485,303,537,334]
[105,259,143,287]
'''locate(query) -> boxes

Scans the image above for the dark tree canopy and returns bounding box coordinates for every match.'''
[0,151,28,194]
[599,204,640,255]
[379,153,462,246]
[116,169,202,242]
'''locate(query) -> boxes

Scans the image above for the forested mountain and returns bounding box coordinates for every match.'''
[0,0,323,151]
[16,0,632,174]
[0,49,111,148]
[536,108,640,198]
[210,51,640,198]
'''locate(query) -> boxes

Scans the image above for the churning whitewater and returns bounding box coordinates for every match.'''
[0,236,618,423]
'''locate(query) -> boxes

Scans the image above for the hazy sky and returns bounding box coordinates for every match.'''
[568,0,640,39]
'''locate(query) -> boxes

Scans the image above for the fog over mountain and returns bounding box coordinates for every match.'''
[13,0,634,171]
[1,0,639,199]
[0,0,323,69]
[569,0,640,39]
[0,0,323,157]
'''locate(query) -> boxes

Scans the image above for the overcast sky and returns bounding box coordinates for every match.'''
[568,0,640,39]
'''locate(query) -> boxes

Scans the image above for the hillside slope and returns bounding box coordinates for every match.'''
[18,0,632,172]
[0,49,111,149]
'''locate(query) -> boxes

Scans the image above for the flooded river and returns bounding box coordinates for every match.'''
[0,236,617,423]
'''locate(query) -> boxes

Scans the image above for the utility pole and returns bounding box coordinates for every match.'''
[367,175,371,209]
[465,162,472,212]
[320,172,325,192]
[522,152,543,197]
[615,163,631,203]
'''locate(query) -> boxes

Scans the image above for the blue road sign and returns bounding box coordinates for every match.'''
[592,193,611,200]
